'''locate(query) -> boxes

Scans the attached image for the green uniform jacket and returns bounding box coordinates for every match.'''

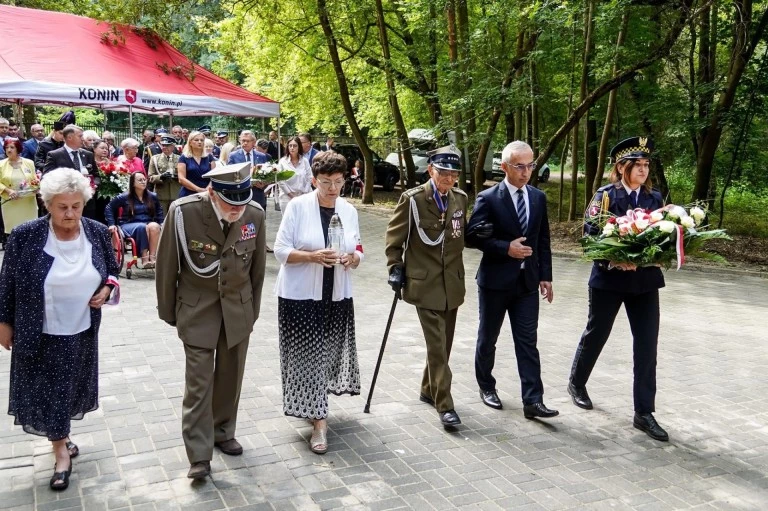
[147,152,182,206]
[155,193,266,349]
[385,181,467,311]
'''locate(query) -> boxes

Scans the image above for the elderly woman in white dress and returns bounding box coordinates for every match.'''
[274,151,363,455]
[0,168,120,492]
[276,135,313,212]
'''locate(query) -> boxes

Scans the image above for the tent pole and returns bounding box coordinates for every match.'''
[277,107,282,159]
[169,111,174,130]
[129,105,134,138]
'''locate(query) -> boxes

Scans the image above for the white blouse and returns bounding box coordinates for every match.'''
[274,191,364,301]
[42,226,102,335]
[276,156,313,197]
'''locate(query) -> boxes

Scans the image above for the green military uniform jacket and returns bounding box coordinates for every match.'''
[147,152,182,207]
[155,193,266,349]
[385,181,467,311]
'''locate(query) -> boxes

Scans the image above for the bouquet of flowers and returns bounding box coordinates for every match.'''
[251,163,295,185]
[17,176,40,196]
[581,203,731,269]
[95,160,131,199]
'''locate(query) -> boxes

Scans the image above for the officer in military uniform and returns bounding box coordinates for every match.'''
[155,162,267,479]
[143,128,165,170]
[568,137,669,441]
[384,145,468,428]
[148,135,182,214]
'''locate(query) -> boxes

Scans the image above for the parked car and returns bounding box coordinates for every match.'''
[333,144,401,191]
[492,151,550,183]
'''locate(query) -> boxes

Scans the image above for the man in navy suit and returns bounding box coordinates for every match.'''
[22,125,45,159]
[465,141,557,420]
[227,130,268,209]
[299,133,320,165]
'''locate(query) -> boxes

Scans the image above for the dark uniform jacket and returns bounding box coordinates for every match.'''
[385,181,467,311]
[34,136,64,171]
[466,182,552,291]
[587,183,665,294]
[155,193,266,349]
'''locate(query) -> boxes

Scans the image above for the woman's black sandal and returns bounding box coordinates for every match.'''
[66,440,79,458]
[49,461,72,491]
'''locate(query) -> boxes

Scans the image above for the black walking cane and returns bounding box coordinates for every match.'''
[363,292,399,413]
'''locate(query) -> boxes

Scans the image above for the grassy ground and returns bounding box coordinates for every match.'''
[350,174,768,273]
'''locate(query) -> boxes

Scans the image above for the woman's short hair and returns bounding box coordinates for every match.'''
[182,131,204,157]
[120,137,140,150]
[40,168,94,205]
[3,137,23,154]
[311,151,348,178]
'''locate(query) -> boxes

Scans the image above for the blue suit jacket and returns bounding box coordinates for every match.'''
[228,148,270,165]
[586,183,665,293]
[466,182,553,291]
[0,216,120,356]
[21,138,39,160]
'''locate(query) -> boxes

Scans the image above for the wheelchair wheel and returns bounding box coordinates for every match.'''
[126,268,132,279]
[110,229,125,274]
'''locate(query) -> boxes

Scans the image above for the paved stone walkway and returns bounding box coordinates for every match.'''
[1,207,767,510]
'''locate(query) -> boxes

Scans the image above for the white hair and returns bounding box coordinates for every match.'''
[40,168,93,205]
[501,141,533,163]
[120,137,140,149]
[82,130,99,142]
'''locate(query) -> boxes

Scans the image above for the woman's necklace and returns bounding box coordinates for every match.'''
[49,221,84,264]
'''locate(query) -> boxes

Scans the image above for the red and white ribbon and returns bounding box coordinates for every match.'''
[674,225,685,270]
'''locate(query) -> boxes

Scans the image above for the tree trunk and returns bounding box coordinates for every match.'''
[692,1,768,202]
[446,0,468,191]
[505,112,515,144]
[457,0,477,190]
[316,0,376,203]
[593,12,629,194]
[580,0,596,209]
[374,0,416,188]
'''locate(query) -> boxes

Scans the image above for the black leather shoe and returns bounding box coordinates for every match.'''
[567,382,593,410]
[523,402,559,419]
[187,461,211,479]
[633,413,669,442]
[419,393,435,407]
[439,410,461,427]
[480,389,503,410]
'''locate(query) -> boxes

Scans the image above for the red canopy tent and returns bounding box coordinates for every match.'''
[0,5,279,119]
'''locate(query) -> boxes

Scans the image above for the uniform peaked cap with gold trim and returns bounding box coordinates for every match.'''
[610,136,654,163]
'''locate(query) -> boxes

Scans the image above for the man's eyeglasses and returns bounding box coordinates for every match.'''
[316,178,344,189]
[506,162,537,172]
[436,169,460,179]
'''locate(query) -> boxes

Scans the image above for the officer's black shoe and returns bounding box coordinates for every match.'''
[439,410,461,427]
[633,413,669,442]
[419,393,435,407]
[480,389,503,410]
[523,402,559,419]
[567,382,593,410]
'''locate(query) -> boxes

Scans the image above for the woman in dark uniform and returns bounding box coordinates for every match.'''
[567,137,669,442]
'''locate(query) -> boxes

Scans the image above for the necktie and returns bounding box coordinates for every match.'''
[71,150,82,172]
[222,221,230,236]
[629,190,638,208]
[245,152,251,163]
[516,189,528,234]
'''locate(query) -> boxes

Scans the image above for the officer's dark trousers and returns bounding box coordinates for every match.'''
[182,324,249,463]
[570,287,659,413]
[417,307,458,413]
[475,279,544,405]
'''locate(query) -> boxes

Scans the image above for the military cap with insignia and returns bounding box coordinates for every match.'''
[428,144,462,171]
[155,127,168,135]
[216,130,228,138]
[160,135,176,145]
[202,162,253,206]
[198,125,212,135]
[610,136,654,163]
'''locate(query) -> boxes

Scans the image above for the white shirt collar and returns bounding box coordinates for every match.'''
[623,183,641,195]
[503,178,527,196]
[64,144,79,153]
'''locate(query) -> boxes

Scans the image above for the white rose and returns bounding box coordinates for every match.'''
[681,216,695,229]
[634,218,650,231]
[650,211,664,222]
[655,220,676,233]
[690,206,705,225]
[602,223,616,236]
[666,205,686,220]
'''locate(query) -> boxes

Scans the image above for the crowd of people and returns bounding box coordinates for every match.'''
[0,112,669,492]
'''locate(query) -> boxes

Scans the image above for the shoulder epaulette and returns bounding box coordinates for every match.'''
[452,187,468,197]
[597,183,614,192]
[176,194,203,206]
[404,185,425,198]
[247,201,264,211]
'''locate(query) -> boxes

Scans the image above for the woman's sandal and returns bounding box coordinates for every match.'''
[49,460,72,491]
[65,440,79,458]
[309,428,328,455]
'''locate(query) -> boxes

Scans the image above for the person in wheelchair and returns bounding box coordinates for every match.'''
[105,172,164,269]
[342,159,364,198]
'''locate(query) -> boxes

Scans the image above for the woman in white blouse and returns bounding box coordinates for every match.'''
[276,135,313,212]
[0,168,120,492]
[274,152,363,455]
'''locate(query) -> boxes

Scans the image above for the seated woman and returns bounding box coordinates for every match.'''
[116,138,145,174]
[104,172,164,268]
